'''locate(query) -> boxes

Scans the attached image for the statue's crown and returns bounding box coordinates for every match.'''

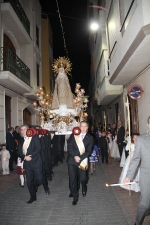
[52,57,72,75]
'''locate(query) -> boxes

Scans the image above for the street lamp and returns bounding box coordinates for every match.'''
[90,21,99,31]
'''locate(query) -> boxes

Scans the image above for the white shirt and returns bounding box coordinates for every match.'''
[80,133,86,140]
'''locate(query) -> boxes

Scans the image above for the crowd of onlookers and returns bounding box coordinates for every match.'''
[0,121,126,176]
[0,126,20,174]
[88,121,140,192]
[88,121,125,164]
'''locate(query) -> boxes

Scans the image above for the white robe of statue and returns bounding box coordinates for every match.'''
[51,68,76,116]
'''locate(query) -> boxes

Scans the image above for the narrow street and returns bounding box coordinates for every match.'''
[1,156,149,225]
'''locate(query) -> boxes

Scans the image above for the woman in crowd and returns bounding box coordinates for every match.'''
[111,130,120,159]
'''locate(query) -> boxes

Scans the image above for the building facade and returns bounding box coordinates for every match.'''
[0,0,43,143]
[89,0,150,134]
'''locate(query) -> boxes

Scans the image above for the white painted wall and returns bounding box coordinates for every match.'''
[126,66,150,135]
[105,0,150,77]
[0,86,5,144]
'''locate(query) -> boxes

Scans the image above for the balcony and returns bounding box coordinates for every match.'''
[108,0,150,85]
[0,47,32,93]
[96,50,123,105]
[97,76,123,105]
[1,0,31,44]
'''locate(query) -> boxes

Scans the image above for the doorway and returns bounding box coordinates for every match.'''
[128,96,139,134]
[23,108,32,126]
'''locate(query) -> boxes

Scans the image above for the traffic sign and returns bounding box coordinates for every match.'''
[128,85,143,100]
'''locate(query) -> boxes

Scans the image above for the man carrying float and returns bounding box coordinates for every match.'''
[67,121,93,205]
[17,125,50,203]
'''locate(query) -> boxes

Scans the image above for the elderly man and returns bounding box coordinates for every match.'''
[18,124,50,203]
[124,117,150,225]
[67,121,93,205]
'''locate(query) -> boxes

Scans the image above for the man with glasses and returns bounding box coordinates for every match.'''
[18,124,50,203]
[67,121,93,205]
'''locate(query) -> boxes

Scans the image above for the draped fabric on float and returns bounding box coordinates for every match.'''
[40,134,53,181]
[51,135,65,165]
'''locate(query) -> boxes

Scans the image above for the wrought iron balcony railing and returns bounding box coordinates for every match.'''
[3,0,30,36]
[0,47,30,86]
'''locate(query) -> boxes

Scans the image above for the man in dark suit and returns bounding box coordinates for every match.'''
[13,126,20,141]
[18,124,50,203]
[117,120,125,160]
[67,121,93,205]
[6,127,16,171]
[13,126,20,164]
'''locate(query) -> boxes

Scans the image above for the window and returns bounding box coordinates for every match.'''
[36,63,40,86]
[119,0,137,33]
[5,95,11,131]
[107,0,117,60]
[36,25,39,47]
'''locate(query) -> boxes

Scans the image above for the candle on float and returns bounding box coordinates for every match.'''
[39,87,43,91]
[75,89,79,93]
[36,92,40,97]
[33,102,37,107]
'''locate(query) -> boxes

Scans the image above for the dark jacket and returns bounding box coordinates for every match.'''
[6,132,16,152]
[17,134,42,169]
[13,130,20,141]
[67,133,93,166]
[117,126,125,144]
[98,136,108,149]
[88,129,96,139]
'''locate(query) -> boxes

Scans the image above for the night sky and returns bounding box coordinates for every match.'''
[39,0,91,93]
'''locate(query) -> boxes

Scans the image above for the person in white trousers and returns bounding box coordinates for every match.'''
[17,157,25,187]
[0,144,10,175]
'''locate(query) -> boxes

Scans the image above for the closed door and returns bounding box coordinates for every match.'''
[23,108,32,126]
[129,97,139,134]
[5,95,11,131]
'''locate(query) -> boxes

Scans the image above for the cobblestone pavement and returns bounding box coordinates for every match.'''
[104,158,150,225]
[0,156,149,225]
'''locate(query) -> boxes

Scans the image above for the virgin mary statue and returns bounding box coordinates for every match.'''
[51,57,76,116]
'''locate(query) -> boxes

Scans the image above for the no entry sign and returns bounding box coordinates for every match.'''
[128,85,143,100]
